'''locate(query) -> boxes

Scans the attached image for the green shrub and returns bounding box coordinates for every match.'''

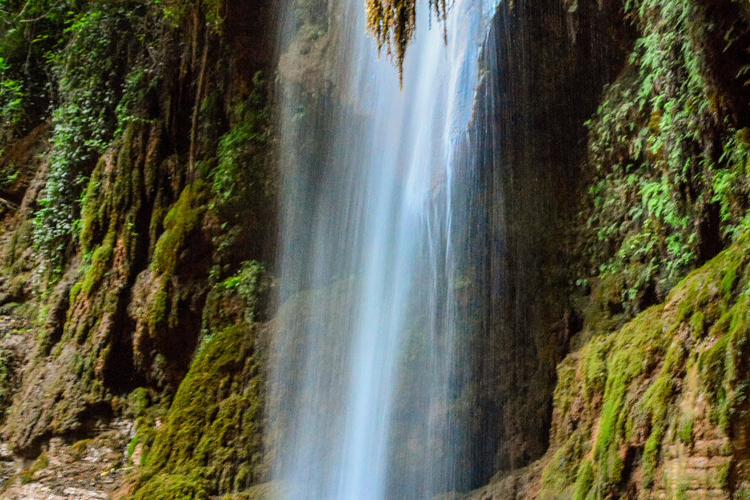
[219,260,270,323]
[578,0,750,317]
[210,72,274,250]
[0,57,25,152]
[32,2,159,275]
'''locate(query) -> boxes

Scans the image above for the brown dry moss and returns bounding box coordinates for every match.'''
[364,0,445,82]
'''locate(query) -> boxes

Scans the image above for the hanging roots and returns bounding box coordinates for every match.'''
[365,0,447,83]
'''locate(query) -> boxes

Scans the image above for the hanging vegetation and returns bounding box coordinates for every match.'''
[365,0,446,81]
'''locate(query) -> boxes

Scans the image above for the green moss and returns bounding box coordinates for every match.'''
[149,286,169,334]
[721,267,738,300]
[689,310,705,339]
[6,219,34,273]
[22,451,49,484]
[699,334,729,411]
[218,483,276,500]
[81,229,116,296]
[127,434,139,461]
[716,460,731,489]
[551,358,578,437]
[0,349,12,419]
[572,460,594,500]
[69,439,91,461]
[133,472,209,500]
[676,480,689,500]
[69,282,83,306]
[581,338,608,401]
[638,364,679,453]
[544,233,750,498]
[591,306,667,488]
[153,180,209,277]
[541,433,588,496]
[129,387,150,415]
[677,411,693,446]
[133,323,264,497]
[79,164,104,253]
[140,179,212,344]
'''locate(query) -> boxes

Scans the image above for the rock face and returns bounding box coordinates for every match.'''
[1,426,134,500]
[455,0,750,495]
[0,0,275,496]
[452,234,750,499]
[458,0,632,484]
[0,0,748,497]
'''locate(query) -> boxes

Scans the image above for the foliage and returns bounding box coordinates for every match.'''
[207,73,275,279]
[0,0,275,486]
[578,0,750,317]
[136,179,209,341]
[32,3,153,273]
[0,0,79,147]
[157,0,224,33]
[212,73,272,209]
[218,260,270,324]
[0,56,24,152]
[114,65,159,136]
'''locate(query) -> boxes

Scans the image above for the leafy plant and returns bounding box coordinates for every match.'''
[212,73,272,207]
[577,0,750,316]
[219,260,270,323]
[32,2,158,275]
[0,56,25,152]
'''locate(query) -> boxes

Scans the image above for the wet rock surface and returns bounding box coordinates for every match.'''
[0,422,134,500]
[0,307,133,499]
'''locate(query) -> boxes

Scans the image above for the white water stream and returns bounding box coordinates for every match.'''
[272,0,498,496]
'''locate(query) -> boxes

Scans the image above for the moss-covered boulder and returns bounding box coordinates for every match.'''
[539,231,750,499]
[132,321,266,499]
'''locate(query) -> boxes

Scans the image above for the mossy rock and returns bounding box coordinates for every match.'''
[133,322,266,497]
[132,472,209,500]
[153,179,210,278]
[542,232,750,499]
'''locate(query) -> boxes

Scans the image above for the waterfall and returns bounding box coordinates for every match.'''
[270,0,498,496]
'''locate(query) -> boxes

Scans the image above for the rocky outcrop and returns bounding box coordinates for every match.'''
[457,0,633,485]
[454,233,750,499]
[456,0,750,495]
[0,0,276,496]
[0,0,749,496]
[1,426,134,500]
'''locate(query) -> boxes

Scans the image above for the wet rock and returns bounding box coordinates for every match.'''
[0,420,134,500]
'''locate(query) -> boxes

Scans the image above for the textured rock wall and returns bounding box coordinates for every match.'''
[459,0,750,496]
[457,0,632,485]
[0,0,277,496]
[0,0,749,497]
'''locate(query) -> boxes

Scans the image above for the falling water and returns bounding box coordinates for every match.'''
[271,0,498,496]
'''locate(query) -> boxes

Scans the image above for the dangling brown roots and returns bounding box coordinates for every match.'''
[365,0,447,84]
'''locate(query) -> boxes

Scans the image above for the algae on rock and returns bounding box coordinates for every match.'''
[541,233,750,499]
